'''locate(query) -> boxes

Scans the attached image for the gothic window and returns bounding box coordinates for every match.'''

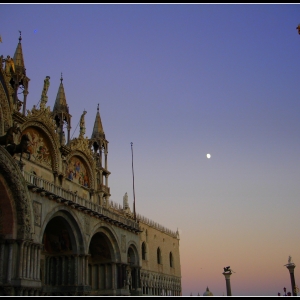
[157,247,161,264]
[169,252,174,268]
[142,242,146,260]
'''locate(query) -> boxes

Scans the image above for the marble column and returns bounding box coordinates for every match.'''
[104,264,108,289]
[50,256,54,285]
[112,263,117,290]
[81,255,85,285]
[85,255,89,285]
[74,255,78,285]
[22,242,28,278]
[56,256,60,285]
[0,241,5,283]
[223,271,232,296]
[285,263,297,296]
[6,239,14,283]
[26,242,31,278]
[17,240,25,279]
[61,256,65,285]
[68,256,71,285]
[36,245,41,280]
[30,244,35,279]
[45,256,49,285]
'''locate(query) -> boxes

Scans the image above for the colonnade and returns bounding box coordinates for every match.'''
[43,254,91,286]
[140,271,181,296]
[0,239,43,296]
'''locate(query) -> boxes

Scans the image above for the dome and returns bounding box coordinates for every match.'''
[203,286,214,296]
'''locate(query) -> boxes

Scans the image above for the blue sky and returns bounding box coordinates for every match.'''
[2,3,300,296]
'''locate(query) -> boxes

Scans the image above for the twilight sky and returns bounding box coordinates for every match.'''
[2,3,300,296]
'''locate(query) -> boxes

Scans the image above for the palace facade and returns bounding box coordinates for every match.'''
[0,34,182,296]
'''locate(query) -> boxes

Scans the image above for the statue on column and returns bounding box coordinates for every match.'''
[79,110,87,137]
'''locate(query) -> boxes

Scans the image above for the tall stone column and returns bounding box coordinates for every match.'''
[85,255,89,285]
[0,240,5,283]
[222,268,233,296]
[98,264,101,289]
[17,240,25,279]
[22,243,28,278]
[45,256,49,285]
[105,264,108,289]
[30,244,35,279]
[26,242,31,278]
[285,261,297,296]
[112,263,117,290]
[36,245,41,280]
[6,239,14,283]
[68,256,72,285]
[74,255,78,285]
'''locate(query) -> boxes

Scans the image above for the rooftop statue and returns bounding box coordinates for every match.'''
[40,76,50,109]
[42,76,50,98]
[79,110,87,137]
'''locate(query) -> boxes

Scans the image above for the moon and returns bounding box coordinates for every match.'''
[206,153,211,159]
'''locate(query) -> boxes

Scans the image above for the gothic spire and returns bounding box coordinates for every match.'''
[13,31,25,71]
[53,73,69,113]
[52,73,72,145]
[91,103,105,140]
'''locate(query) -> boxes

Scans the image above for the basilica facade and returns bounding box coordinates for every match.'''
[0,34,182,296]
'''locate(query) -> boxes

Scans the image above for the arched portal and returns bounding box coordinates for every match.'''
[41,214,83,296]
[88,232,116,295]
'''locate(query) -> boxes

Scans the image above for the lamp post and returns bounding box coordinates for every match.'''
[284,256,297,296]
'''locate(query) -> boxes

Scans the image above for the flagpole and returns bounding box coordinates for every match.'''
[131,142,136,221]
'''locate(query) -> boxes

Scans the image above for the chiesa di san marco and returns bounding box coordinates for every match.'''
[0,33,182,296]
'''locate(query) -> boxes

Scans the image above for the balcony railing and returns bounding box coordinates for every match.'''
[23,171,140,232]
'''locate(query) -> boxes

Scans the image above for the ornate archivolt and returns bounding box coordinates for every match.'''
[0,146,34,239]
[25,106,57,133]
[65,147,95,189]
[88,224,121,262]
[69,135,94,157]
[40,207,86,253]
[20,119,60,173]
